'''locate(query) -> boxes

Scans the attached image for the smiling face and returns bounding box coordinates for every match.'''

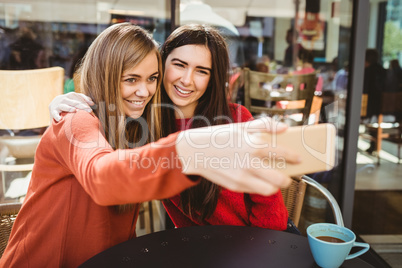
[121,52,159,119]
[163,45,212,118]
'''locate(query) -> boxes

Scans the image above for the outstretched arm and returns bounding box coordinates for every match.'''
[54,113,300,204]
[176,117,301,196]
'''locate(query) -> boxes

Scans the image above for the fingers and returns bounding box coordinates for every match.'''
[51,110,62,122]
[252,138,301,164]
[70,92,95,106]
[247,130,301,164]
[205,164,292,196]
[271,146,301,164]
[49,93,94,121]
[244,117,288,134]
[63,98,92,113]
[58,103,78,113]
[51,104,77,122]
[248,167,292,189]
[222,171,287,196]
[232,180,280,196]
[79,93,95,106]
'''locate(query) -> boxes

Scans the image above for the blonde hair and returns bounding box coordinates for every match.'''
[75,23,162,149]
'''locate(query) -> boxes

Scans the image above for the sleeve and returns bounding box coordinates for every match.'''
[162,199,198,228]
[229,103,253,123]
[54,111,198,206]
[332,71,340,90]
[247,191,288,231]
[316,75,324,92]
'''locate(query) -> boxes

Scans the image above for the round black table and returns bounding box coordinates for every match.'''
[80,225,374,268]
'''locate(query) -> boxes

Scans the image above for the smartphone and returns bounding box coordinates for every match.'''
[254,123,336,176]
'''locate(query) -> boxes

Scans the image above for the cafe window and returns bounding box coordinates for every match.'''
[0,0,400,266]
[0,0,353,227]
[178,0,353,226]
[177,0,399,266]
[0,0,171,78]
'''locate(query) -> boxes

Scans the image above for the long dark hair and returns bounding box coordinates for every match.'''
[160,24,232,220]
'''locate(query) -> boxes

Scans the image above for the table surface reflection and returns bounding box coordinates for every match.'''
[80,225,374,268]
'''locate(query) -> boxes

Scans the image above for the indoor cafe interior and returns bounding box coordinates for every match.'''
[0,0,401,267]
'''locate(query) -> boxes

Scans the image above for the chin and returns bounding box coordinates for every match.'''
[125,110,144,119]
[128,114,142,119]
[171,98,190,107]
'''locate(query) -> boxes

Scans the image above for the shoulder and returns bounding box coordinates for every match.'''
[55,110,99,131]
[229,103,253,123]
[51,110,106,146]
[36,110,107,163]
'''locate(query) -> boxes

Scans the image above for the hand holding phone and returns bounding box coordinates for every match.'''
[252,123,336,176]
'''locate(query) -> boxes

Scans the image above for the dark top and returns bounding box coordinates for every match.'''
[9,37,44,70]
[363,63,386,118]
[385,67,402,93]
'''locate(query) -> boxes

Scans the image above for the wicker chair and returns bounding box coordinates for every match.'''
[0,202,22,258]
[281,175,344,228]
[281,176,306,227]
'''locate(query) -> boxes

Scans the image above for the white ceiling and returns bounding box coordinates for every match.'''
[0,0,350,26]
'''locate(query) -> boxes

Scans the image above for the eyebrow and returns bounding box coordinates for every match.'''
[122,71,159,78]
[171,58,211,72]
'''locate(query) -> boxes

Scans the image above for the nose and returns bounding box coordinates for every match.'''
[180,69,193,86]
[135,83,150,98]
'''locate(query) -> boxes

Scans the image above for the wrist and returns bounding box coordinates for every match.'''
[175,129,211,175]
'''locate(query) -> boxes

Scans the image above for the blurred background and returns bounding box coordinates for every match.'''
[0,0,401,266]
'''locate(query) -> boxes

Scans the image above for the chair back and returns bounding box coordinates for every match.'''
[362,91,402,164]
[244,68,317,125]
[280,176,307,227]
[281,175,344,230]
[0,202,22,258]
[0,67,64,197]
[361,94,368,118]
[380,92,402,117]
[0,67,64,130]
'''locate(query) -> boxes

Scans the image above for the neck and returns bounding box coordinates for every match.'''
[174,103,197,119]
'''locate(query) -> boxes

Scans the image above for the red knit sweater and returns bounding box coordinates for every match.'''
[163,103,288,230]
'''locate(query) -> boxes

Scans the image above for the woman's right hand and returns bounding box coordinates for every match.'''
[175,117,301,196]
[49,92,94,121]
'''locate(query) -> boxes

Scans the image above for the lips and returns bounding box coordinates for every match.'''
[174,85,193,97]
[124,99,145,106]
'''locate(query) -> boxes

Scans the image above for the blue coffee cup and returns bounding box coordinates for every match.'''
[307,223,370,268]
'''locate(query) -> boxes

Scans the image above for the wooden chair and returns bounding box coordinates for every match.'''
[281,176,306,227]
[0,67,64,199]
[243,68,318,125]
[360,93,368,118]
[361,92,402,164]
[281,175,344,228]
[228,67,243,103]
[138,201,155,234]
[0,202,22,258]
